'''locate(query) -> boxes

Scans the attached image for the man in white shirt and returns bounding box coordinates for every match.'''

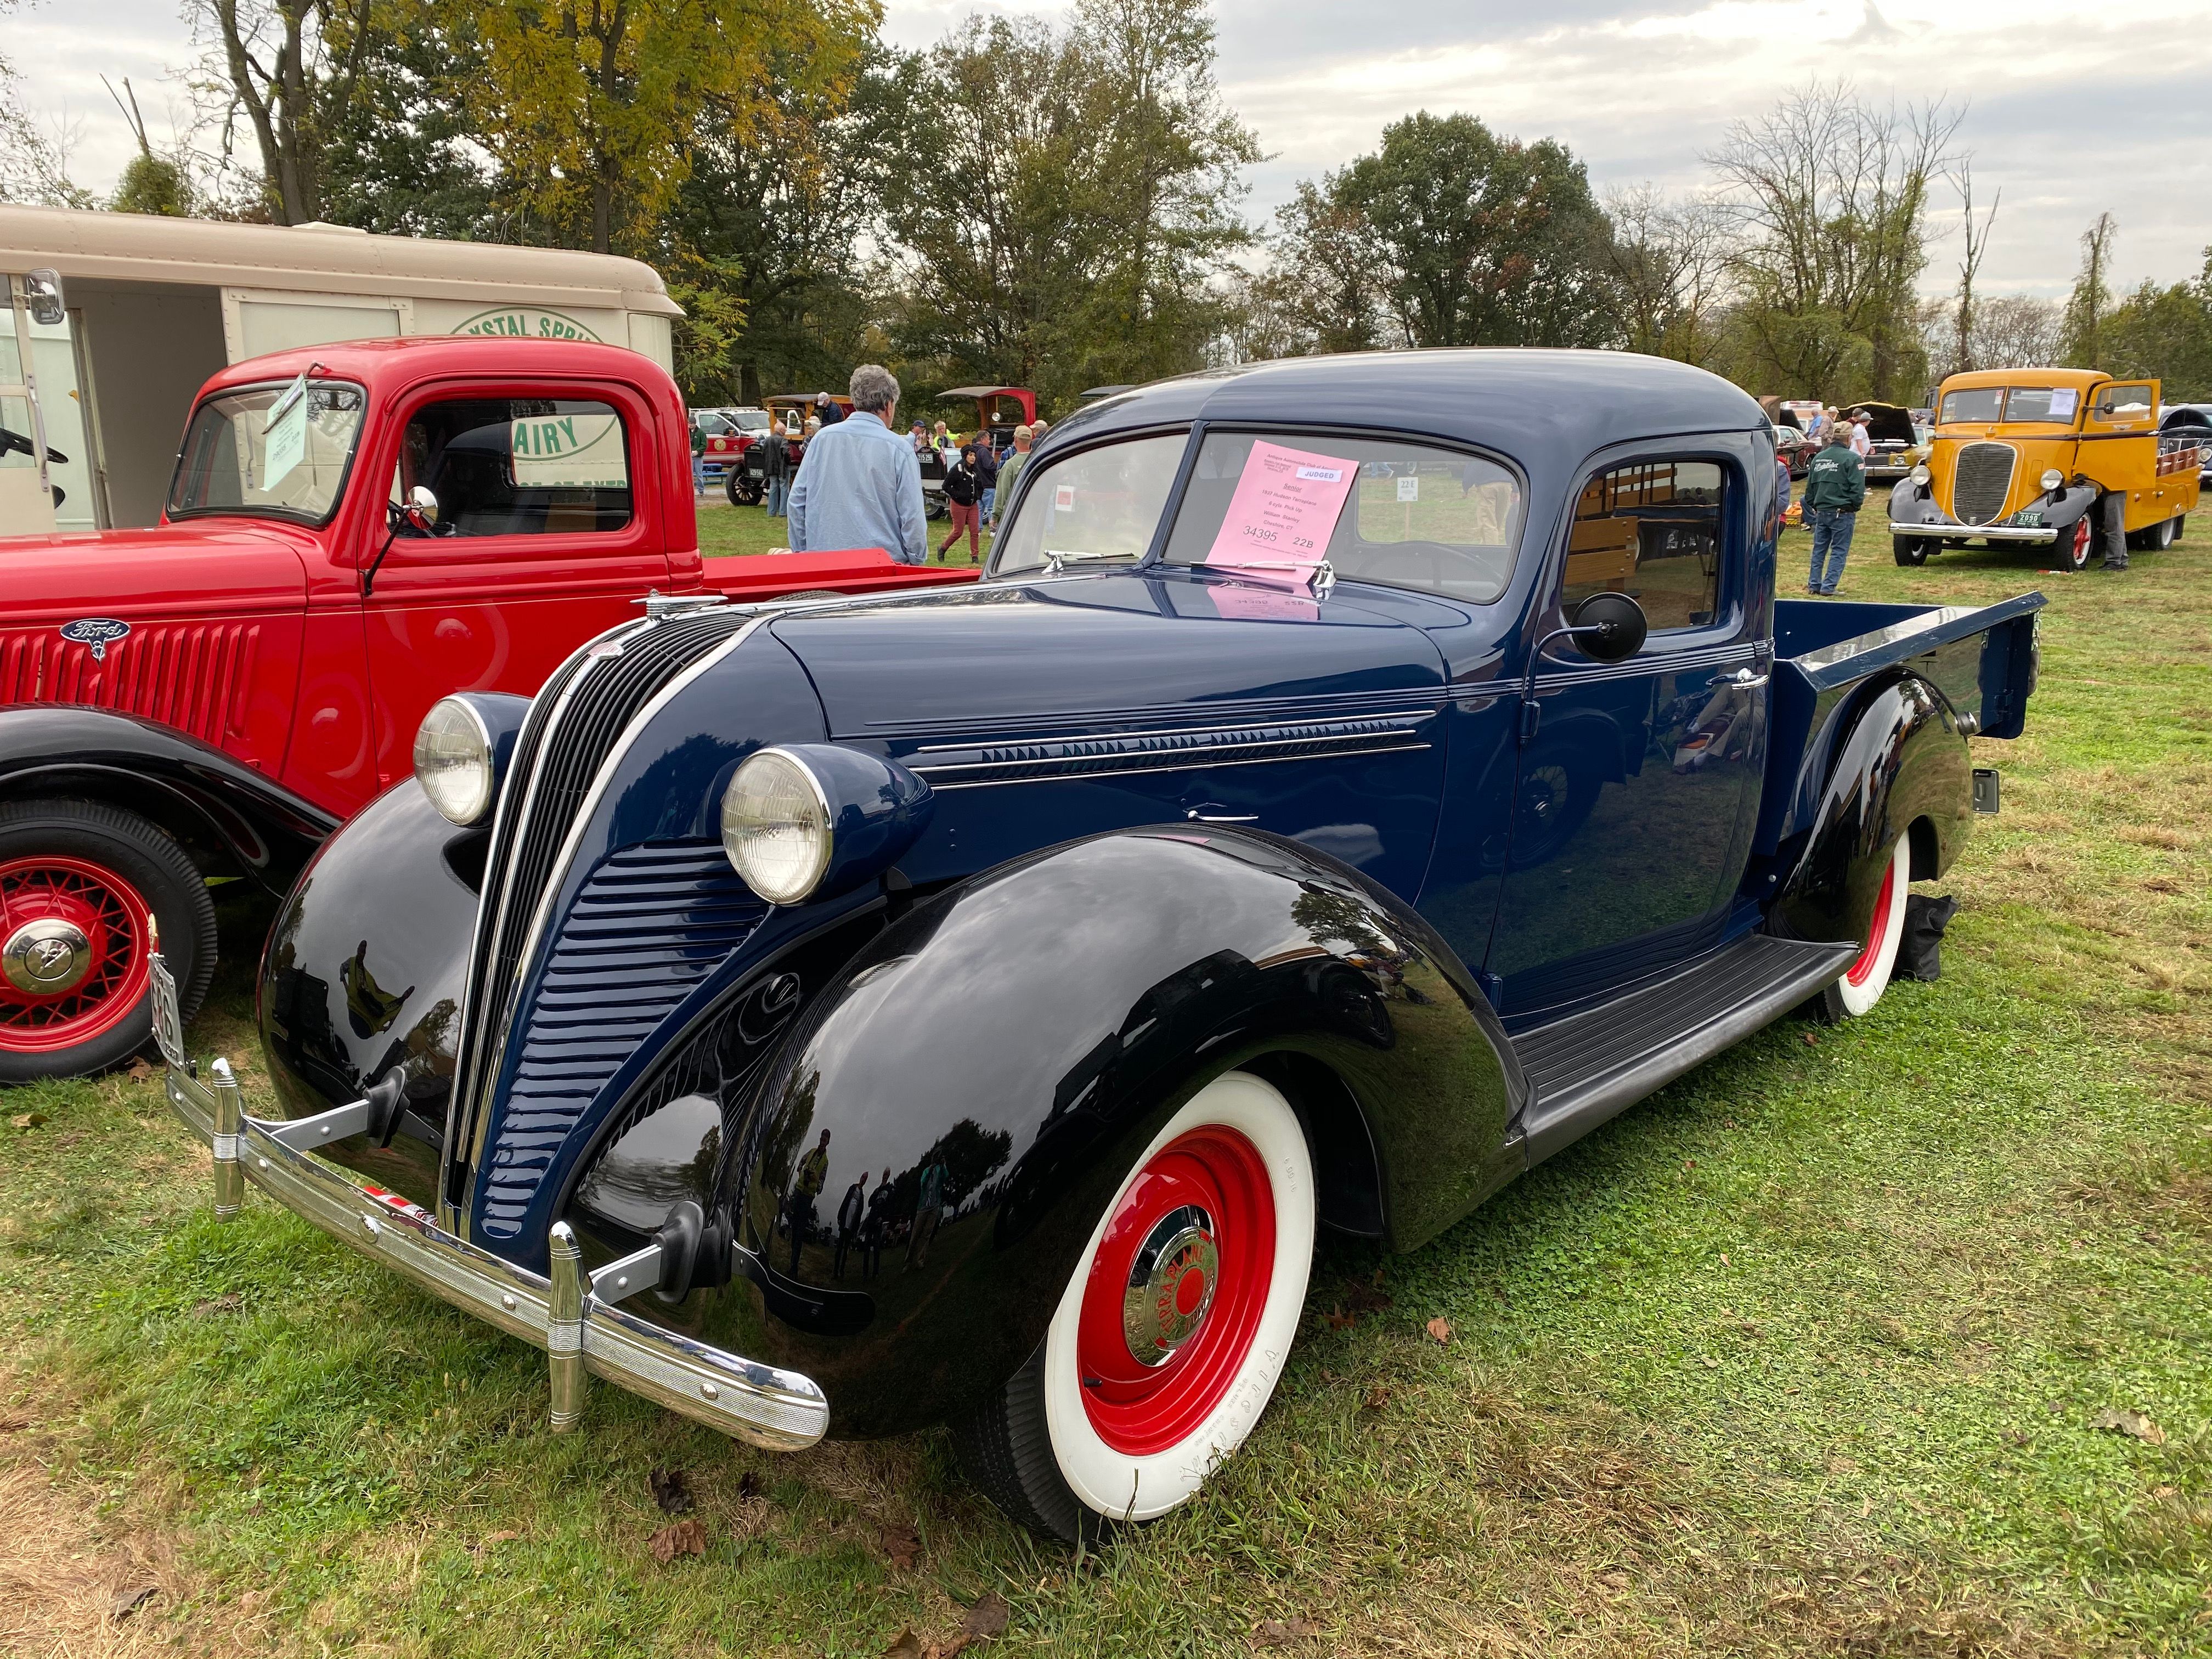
[1848,410,1872,459]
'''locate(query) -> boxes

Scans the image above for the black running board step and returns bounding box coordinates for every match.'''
[1511,933,1858,1167]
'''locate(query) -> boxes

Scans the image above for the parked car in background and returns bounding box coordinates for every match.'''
[691,407,769,485]
[1853,401,1922,482]
[1,337,970,1081]
[2159,402,2212,486]
[157,349,2042,1547]
[1759,397,1820,478]
[726,394,853,505]
[1890,368,2202,568]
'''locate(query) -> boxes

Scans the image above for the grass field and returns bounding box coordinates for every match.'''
[3,514,2207,1658]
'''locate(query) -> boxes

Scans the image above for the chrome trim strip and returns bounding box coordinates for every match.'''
[1887,521,2057,544]
[161,1052,827,1451]
[928,740,1433,789]
[910,710,1437,754]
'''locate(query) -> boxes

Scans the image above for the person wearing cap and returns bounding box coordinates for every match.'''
[1801,422,1866,596]
[909,419,929,454]
[787,363,928,566]
[1847,410,1871,459]
[815,391,844,427]
[994,423,1035,531]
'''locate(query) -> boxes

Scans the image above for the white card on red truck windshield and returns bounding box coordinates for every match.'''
[1203,439,1357,586]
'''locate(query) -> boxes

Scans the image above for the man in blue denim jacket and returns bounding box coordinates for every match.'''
[788,365,929,566]
[1802,427,1866,595]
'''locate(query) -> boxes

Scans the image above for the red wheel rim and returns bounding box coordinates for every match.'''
[1843,854,1897,989]
[2071,518,2091,567]
[1074,1124,1276,1456]
[0,855,154,1051]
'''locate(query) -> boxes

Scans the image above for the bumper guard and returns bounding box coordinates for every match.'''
[151,954,827,1451]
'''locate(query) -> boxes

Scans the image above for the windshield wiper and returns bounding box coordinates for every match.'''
[1040,548,1142,573]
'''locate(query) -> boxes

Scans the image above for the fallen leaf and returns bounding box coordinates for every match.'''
[476,1530,520,1550]
[238,1589,268,1614]
[648,1518,708,1562]
[649,1467,693,1515]
[111,1585,160,1622]
[1425,1317,1451,1345]
[127,1058,155,1082]
[1719,1252,1731,1267]
[883,1628,927,1659]
[2090,1407,2166,1446]
[190,1293,242,1318]
[878,1521,921,1571]
[1254,1617,1319,1645]
[1801,1031,1820,1048]
[1363,1385,1390,1412]
[1325,1305,1356,1331]
[12,1112,47,1129]
[961,1592,1011,1640]
[2142,878,2179,894]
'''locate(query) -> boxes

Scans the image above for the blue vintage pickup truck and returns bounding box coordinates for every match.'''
[155,350,2042,1543]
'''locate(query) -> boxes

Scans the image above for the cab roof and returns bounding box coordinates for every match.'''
[1938,366,2118,392]
[199,335,681,403]
[1049,349,1768,465]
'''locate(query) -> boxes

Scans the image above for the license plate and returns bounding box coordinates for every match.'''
[2016,510,2042,527]
[149,953,187,1069]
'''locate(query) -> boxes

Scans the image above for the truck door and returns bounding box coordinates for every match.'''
[357,383,674,788]
[1485,449,1768,1024]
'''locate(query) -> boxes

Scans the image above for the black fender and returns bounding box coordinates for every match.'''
[256,778,487,1210]
[0,704,335,892]
[620,826,1525,1439]
[1771,674,1969,945]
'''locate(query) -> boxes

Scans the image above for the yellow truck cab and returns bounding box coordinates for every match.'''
[1888,368,2202,571]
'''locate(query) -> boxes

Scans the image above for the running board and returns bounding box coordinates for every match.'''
[1510,934,1859,1167]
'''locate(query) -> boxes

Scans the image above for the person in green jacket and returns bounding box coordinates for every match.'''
[1802,426,1866,595]
[990,423,1034,532]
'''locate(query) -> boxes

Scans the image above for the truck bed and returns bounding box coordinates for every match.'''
[1760,592,2044,855]
[698,550,979,602]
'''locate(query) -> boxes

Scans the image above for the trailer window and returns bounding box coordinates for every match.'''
[394,397,632,537]
[167,381,366,526]
[1561,459,1724,635]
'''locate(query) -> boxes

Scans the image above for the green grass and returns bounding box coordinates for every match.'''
[3,518,2207,1657]
[694,494,992,568]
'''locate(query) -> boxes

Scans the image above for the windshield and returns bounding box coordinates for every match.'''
[167,381,366,524]
[991,433,1187,574]
[730,409,771,431]
[1937,387,2004,424]
[2001,387,2078,424]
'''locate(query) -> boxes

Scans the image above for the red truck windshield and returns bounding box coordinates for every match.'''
[167,380,368,526]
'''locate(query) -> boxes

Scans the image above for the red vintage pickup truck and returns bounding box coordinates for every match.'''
[0,336,972,1081]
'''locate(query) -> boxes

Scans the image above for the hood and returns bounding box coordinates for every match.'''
[1,521,311,624]
[1855,404,1916,447]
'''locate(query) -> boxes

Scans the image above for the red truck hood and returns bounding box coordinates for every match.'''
[1,522,309,624]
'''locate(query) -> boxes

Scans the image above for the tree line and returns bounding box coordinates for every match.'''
[4,3,2207,411]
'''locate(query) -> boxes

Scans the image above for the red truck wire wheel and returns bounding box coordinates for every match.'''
[2064,516,2094,571]
[0,854,153,1050]
[1040,1072,1314,1523]
[0,800,217,1082]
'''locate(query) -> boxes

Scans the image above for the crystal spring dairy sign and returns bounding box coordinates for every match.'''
[452,306,602,344]
[512,407,627,489]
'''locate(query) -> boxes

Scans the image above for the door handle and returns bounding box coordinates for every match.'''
[1185,807,1258,823]
[1728,667,1769,689]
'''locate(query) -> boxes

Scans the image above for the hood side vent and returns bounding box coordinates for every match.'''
[0,622,259,743]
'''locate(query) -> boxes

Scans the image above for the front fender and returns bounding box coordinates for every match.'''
[0,704,334,889]
[620,826,1524,1438]
[1773,675,1969,944]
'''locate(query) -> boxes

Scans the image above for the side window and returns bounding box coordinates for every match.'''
[2090,383,2155,424]
[395,397,632,538]
[1562,460,1725,635]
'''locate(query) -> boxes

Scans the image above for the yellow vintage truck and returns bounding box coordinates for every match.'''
[1887,368,2202,569]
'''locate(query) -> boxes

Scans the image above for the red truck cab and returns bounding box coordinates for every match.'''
[0,336,970,1081]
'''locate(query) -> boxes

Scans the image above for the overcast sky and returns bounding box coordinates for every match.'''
[13,0,2212,298]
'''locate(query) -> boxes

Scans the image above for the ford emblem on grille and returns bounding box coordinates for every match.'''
[59,617,132,661]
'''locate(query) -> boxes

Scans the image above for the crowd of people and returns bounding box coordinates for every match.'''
[698,365,1051,567]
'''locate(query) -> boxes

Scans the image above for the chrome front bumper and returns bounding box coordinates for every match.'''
[1887,520,2057,544]
[151,956,827,1451]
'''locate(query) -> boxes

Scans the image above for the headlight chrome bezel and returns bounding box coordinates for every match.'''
[2040,467,2066,493]
[1909,463,1931,486]
[720,747,836,905]
[414,695,498,826]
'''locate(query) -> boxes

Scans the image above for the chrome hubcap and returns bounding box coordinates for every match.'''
[3,918,93,996]
[1121,1204,1218,1367]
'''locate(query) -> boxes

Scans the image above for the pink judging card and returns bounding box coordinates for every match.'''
[1203,440,1357,585]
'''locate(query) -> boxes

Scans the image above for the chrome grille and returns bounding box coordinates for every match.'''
[1950,442,2015,526]
[478,840,767,1238]
[445,610,753,1222]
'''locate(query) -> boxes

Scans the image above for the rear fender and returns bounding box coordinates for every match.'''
[0,705,334,890]
[586,826,1526,1438]
[1771,675,1968,944]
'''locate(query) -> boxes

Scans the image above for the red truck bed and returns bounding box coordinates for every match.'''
[699,550,979,599]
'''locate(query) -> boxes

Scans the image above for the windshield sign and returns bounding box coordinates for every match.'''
[2003,387,2077,423]
[167,381,366,524]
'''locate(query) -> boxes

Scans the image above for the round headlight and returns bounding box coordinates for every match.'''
[1910,464,1931,485]
[2040,468,2065,492]
[413,696,495,825]
[721,748,833,904]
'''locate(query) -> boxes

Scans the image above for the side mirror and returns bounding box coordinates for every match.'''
[1571,592,1647,663]
[22,268,64,327]
[405,484,439,531]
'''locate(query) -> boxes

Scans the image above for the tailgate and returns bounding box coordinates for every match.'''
[1756,593,2044,854]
